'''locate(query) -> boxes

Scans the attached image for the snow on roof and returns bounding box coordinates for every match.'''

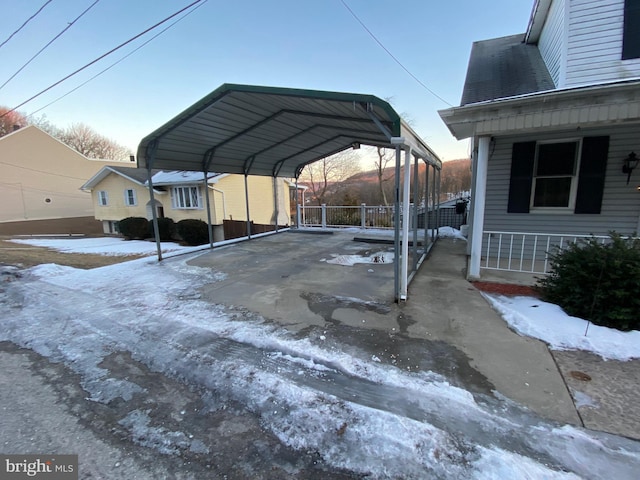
[150,170,221,186]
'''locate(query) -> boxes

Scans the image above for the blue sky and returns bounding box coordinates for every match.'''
[1,0,533,164]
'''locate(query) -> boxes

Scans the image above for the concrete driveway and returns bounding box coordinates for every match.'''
[190,230,580,425]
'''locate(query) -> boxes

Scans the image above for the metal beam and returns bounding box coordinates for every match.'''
[359,102,393,139]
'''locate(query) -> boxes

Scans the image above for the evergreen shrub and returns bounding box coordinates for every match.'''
[536,233,640,331]
[176,219,209,246]
[118,217,149,240]
[149,217,176,241]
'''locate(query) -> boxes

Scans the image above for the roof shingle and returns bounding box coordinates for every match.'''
[460,34,555,106]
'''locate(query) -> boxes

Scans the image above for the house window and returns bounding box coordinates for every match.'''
[508,137,609,215]
[623,0,640,60]
[98,190,108,206]
[124,189,137,206]
[172,186,201,209]
[531,141,580,210]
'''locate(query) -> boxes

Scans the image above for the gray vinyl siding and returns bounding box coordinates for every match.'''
[565,0,640,86]
[538,0,565,87]
[484,124,640,237]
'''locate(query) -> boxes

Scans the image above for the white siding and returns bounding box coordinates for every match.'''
[565,0,640,86]
[539,0,565,86]
[483,124,640,237]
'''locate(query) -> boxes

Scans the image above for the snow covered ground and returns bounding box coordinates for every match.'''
[484,295,640,362]
[1,234,639,478]
[9,236,196,256]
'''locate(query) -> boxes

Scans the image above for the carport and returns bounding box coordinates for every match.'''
[136,84,442,301]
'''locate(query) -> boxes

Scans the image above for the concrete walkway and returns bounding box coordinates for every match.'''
[402,237,580,425]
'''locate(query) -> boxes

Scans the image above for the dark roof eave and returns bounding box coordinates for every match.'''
[439,79,640,140]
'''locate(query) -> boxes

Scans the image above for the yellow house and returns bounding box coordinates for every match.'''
[0,125,134,234]
[82,167,292,240]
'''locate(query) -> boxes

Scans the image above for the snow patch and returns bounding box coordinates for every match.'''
[483,294,640,361]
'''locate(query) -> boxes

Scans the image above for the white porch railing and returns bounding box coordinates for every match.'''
[482,231,613,274]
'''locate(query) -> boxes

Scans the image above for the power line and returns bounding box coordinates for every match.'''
[1,0,203,119]
[28,0,208,117]
[339,0,452,107]
[0,0,54,50]
[0,159,106,181]
[0,0,100,92]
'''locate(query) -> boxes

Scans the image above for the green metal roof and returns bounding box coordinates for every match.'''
[137,84,440,177]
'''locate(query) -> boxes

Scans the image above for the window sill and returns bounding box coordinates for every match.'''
[529,207,574,214]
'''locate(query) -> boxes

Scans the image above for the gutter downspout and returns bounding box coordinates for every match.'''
[208,186,226,220]
[203,170,214,249]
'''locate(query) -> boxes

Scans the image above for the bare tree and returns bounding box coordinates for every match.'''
[300,150,361,205]
[58,122,130,160]
[0,106,27,138]
[374,147,394,205]
[28,113,63,138]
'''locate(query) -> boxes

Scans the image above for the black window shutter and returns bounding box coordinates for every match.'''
[575,136,609,214]
[623,0,640,60]
[507,141,536,213]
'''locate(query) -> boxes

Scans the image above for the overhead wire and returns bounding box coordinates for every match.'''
[339,0,453,107]
[0,0,203,119]
[0,0,54,50]
[0,159,103,181]
[0,0,101,92]
[27,0,208,118]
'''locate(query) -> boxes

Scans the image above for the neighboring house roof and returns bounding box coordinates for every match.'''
[460,34,555,105]
[81,167,227,191]
[81,166,160,191]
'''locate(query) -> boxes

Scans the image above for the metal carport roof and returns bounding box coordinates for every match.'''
[136,83,441,176]
[136,83,442,302]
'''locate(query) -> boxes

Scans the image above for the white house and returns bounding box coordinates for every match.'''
[439,0,640,280]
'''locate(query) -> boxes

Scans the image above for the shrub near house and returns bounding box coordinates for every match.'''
[176,219,209,246]
[536,233,640,331]
[118,217,149,240]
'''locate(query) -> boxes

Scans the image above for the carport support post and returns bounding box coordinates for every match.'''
[424,163,430,248]
[295,177,300,228]
[146,144,162,262]
[400,146,412,300]
[431,164,437,243]
[412,154,419,272]
[244,174,252,239]
[393,145,402,302]
[273,176,279,232]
